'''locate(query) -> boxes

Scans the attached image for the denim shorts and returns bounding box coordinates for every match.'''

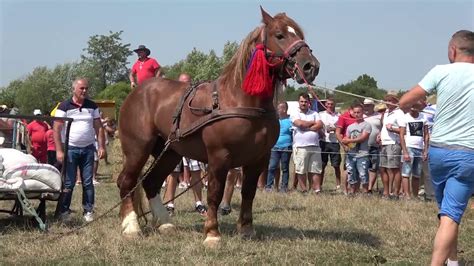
[429,146,474,224]
[346,155,369,185]
[401,147,423,178]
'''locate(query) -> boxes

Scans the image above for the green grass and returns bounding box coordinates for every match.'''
[0,139,473,264]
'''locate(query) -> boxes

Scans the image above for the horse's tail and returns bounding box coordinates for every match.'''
[133,183,150,225]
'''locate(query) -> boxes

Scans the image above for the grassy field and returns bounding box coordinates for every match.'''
[0,139,473,265]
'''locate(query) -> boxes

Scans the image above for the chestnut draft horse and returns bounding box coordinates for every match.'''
[117,8,319,247]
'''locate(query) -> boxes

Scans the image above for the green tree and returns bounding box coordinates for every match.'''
[81,31,132,93]
[221,41,239,67]
[95,82,131,117]
[333,74,385,108]
[0,80,23,108]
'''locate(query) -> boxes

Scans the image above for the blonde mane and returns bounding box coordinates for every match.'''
[221,26,262,90]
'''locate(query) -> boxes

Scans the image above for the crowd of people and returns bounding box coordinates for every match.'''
[1,30,471,265]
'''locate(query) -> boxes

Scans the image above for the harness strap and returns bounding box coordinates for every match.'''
[174,107,275,140]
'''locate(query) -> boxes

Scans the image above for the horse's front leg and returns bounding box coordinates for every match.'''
[203,159,229,248]
[238,153,270,239]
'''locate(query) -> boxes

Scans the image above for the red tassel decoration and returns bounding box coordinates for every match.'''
[242,44,273,98]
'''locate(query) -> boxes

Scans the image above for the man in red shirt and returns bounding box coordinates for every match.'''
[27,109,48,163]
[335,101,359,194]
[129,45,161,88]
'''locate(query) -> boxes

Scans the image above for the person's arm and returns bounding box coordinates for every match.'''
[129,65,137,88]
[308,120,323,132]
[53,121,64,163]
[155,66,162,78]
[399,126,410,162]
[292,119,314,129]
[344,131,370,144]
[422,124,429,161]
[94,118,106,160]
[335,127,349,150]
[399,85,427,113]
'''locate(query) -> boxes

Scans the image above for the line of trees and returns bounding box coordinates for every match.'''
[0,30,388,115]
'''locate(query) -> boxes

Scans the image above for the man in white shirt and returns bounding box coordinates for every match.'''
[399,101,428,199]
[400,30,474,265]
[318,98,341,190]
[379,95,404,198]
[363,99,382,193]
[291,93,323,193]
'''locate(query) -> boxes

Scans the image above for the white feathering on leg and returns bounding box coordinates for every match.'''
[121,211,140,235]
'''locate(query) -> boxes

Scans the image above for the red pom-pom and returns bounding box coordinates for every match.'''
[242,44,273,98]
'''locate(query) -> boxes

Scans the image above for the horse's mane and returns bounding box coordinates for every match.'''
[220,13,305,90]
[221,27,262,90]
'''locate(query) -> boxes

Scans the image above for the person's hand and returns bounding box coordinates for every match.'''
[131,81,137,88]
[422,151,428,161]
[56,150,64,163]
[341,138,351,145]
[376,133,382,144]
[341,144,349,152]
[403,152,411,162]
[386,123,393,131]
[98,147,106,160]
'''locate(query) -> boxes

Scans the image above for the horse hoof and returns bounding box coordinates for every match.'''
[121,212,141,237]
[158,223,177,235]
[203,236,221,249]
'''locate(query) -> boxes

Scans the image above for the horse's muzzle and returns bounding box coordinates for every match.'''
[295,55,319,84]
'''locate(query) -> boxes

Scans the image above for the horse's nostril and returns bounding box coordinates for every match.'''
[303,63,313,72]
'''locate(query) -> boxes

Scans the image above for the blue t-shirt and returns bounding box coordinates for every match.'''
[418,62,474,149]
[274,117,292,148]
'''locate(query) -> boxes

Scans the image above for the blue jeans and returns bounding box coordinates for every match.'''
[346,155,369,185]
[266,146,292,189]
[61,144,95,214]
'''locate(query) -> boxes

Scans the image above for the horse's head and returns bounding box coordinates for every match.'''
[260,7,320,84]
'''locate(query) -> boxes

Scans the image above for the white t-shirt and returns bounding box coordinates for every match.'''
[318,110,339,143]
[290,109,321,147]
[419,63,474,149]
[399,113,427,150]
[380,109,405,145]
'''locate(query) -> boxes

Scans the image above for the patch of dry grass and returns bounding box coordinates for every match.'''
[0,139,473,264]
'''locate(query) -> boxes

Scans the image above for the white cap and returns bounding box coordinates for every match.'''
[363,98,375,105]
[33,109,42,116]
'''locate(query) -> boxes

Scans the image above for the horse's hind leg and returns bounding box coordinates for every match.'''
[141,148,182,234]
[117,137,157,236]
[238,153,270,239]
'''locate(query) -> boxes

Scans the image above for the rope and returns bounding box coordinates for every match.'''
[293,63,436,116]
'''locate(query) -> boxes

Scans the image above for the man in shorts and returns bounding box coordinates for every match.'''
[400,30,474,265]
[290,93,323,193]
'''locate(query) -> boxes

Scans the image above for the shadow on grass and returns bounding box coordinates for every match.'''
[185,221,381,248]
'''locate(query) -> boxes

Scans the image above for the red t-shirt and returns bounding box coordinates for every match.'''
[45,129,55,151]
[26,120,48,163]
[336,111,357,137]
[131,57,160,84]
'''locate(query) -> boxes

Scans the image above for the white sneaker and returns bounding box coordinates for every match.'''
[178,182,187,189]
[162,181,167,188]
[93,179,100,186]
[83,212,94,222]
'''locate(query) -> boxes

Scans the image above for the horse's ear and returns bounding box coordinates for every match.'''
[260,6,273,25]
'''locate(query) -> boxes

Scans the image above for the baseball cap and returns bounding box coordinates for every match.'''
[363,98,375,105]
[33,109,42,116]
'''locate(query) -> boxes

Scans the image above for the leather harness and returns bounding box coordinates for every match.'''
[169,81,276,142]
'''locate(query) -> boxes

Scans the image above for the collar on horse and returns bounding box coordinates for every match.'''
[170,81,275,142]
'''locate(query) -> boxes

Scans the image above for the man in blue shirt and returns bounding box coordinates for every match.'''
[400,30,474,266]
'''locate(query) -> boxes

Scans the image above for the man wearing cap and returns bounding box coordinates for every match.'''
[26,109,48,163]
[363,99,382,193]
[129,45,161,88]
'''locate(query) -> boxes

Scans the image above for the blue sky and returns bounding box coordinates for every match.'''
[0,0,473,90]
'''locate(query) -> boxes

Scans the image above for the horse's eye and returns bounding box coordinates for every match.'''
[276,33,285,40]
